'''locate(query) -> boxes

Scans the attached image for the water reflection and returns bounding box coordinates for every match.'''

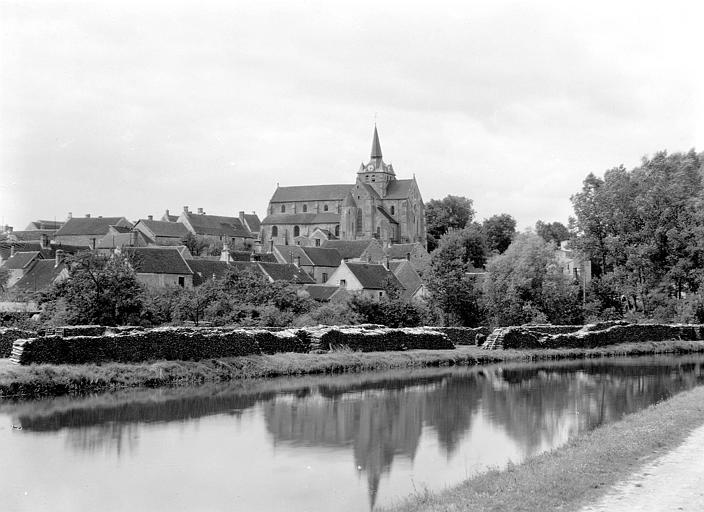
[2,356,704,511]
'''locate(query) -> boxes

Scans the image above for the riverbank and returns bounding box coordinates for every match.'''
[2,339,704,398]
[383,380,704,512]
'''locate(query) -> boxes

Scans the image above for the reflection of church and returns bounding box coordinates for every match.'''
[261,127,427,248]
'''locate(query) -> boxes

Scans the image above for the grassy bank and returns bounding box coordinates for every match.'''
[2,339,704,398]
[383,382,704,512]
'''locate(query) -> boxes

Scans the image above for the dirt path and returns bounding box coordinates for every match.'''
[581,423,704,512]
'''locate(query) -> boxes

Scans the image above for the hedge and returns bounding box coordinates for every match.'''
[318,327,453,352]
[1,328,35,358]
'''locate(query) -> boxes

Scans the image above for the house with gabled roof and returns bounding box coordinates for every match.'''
[303,284,350,303]
[54,215,133,249]
[2,251,44,288]
[133,218,190,246]
[389,260,428,301]
[322,239,384,263]
[12,254,69,295]
[178,207,254,250]
[124,247,194,288]
[385,242,431,274]
[261,126,427,249]
[97,227,150,253]
[25,220,64,231]
[324,261,404,300]
[273,245,342,284]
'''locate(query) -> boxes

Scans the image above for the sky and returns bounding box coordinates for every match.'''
[1,0,702,231]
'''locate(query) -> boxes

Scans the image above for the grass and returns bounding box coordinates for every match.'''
[2,339,704,398]
[382,384,704,512]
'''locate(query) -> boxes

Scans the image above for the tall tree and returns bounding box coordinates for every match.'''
[483,214,517,254]
[425,195,475,239]
[535,220,570,246]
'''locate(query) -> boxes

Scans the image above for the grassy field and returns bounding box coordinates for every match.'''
[2,339,704,397]
[382,384,704,512]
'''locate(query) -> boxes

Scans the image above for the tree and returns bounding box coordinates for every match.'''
[483,214,517,254]
[425,195,475,239]
[482,233,582,326]
[535,220,570,246]
[181,232,209,257]
[40,252,144,326]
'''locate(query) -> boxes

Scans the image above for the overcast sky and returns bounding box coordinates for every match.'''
[1,0,702,230]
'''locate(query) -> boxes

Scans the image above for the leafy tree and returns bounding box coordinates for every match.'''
[425,195,475,239]
[483,214,517,254]
[181,232,209,257]
[40,252,144,326]
[535,220,570,246]
[482,233,583,326]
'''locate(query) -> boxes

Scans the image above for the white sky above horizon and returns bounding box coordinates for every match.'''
[1,0,702,231]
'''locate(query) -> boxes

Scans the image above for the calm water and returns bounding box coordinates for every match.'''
[2,355,704,512]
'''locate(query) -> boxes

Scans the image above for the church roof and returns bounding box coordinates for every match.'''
[343,191,357,208]
[270,184,353,203]
[371,125,382,160]
[384,179,415,199]
[261,212,341,225]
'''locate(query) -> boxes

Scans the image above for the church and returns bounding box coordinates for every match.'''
[261,127,427,249]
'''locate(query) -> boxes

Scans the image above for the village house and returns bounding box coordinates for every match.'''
[322,239,385,263]
[96,227,150,253]
[556,241,592,286]
[324,261,404,300]
[11,252,69,296]
[389,260,428,301]
[303,284,350,303]
[272,245,342,283]
[177,207,256,250]
[133,217,191,245]
[385,242,431,274]
[54,214,133,248]
[125,247,194,289]
[261,127,427,249]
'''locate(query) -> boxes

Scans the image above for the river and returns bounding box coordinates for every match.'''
[1,354,704,511]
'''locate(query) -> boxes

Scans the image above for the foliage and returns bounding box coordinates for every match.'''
[180,232,209,257]
[482,233,583,326]
[40,252,144,326]
[535,220,570,245]
[483,214,517,254]
[425,195,475,240]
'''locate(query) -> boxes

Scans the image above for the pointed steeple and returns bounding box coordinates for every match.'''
[370,125,382,160]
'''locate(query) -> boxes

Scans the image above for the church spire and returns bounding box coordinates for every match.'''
[370,125,382,160]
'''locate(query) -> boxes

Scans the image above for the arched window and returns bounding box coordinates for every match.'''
[281,205,286,213]
[294,225,300,237]
[335,224,340,237]
[271,226,278,237]
[324,204,329,212]
[376,226,381,238]
[302,204,308,212]
[390,205,395,215]
[356,209,363,235]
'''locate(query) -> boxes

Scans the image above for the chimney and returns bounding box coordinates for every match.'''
[147,215,153,221]
[91,238,96,250]
[165,209,170,217]
[183,206,189,213]
[294,256,301,268]
[384,257,390,270]
[130,230,138,247]
[239,211,245,222]
[220,242,230,262]
[40,233,49,249]
[197,207,204,215]
[55,249,64,267]
[67,212,72,220]
[269,240,274,253]
[85,213,91,218]
[10,244,16,258]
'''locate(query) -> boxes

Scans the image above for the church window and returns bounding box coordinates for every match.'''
[271,226,278,237]
[294,226,300,237]
[324,204,329,212]
[281,205,286,213]
[390,205,395,215]
[302,204,308,212]
[356,209,363,235]
[335,224,340,237]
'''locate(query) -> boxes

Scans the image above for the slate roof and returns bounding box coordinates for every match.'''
[304,285,341,301]
[275,245,313,266]
[302,247,342,267]
[258,262,315,284]
[10,230,55,242]
[261,212,341,225]
[25,220,64,230]
[13,260,67,293]
[97,231,149,249]
[55,217,131,236]
[242,214,261,233]
[270,184,354,203]
[345,262,403,290]
[229,251,253,261]
[252,252,278,263]
[136,219,190,238]
[187,260,231,286]
[391,260,423,298]
[322,240,374,259]
[384,179,415,200]
[125,247,192,275]
[183,213,252,238]
[386,243,422,259]
[229,261,268,278]
[3,251,42,270]
[109,225,133,234]
[311,228,337,240]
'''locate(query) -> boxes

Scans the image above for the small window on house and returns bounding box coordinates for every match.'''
[322,272,328,283]
[178,276,185,287]
[294,226,300,237]
[324,204,329,212]
[390,205,395,215]
[281,205,286,213]
[379,291,383,298]
[406,252,411,261]
[340,279,346,288]
[303,204,308,212]
[272,226,278,237]
[371,176,375,182]
[335,225,340,237]
[315,238,321,247]
[376,226,381,238]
